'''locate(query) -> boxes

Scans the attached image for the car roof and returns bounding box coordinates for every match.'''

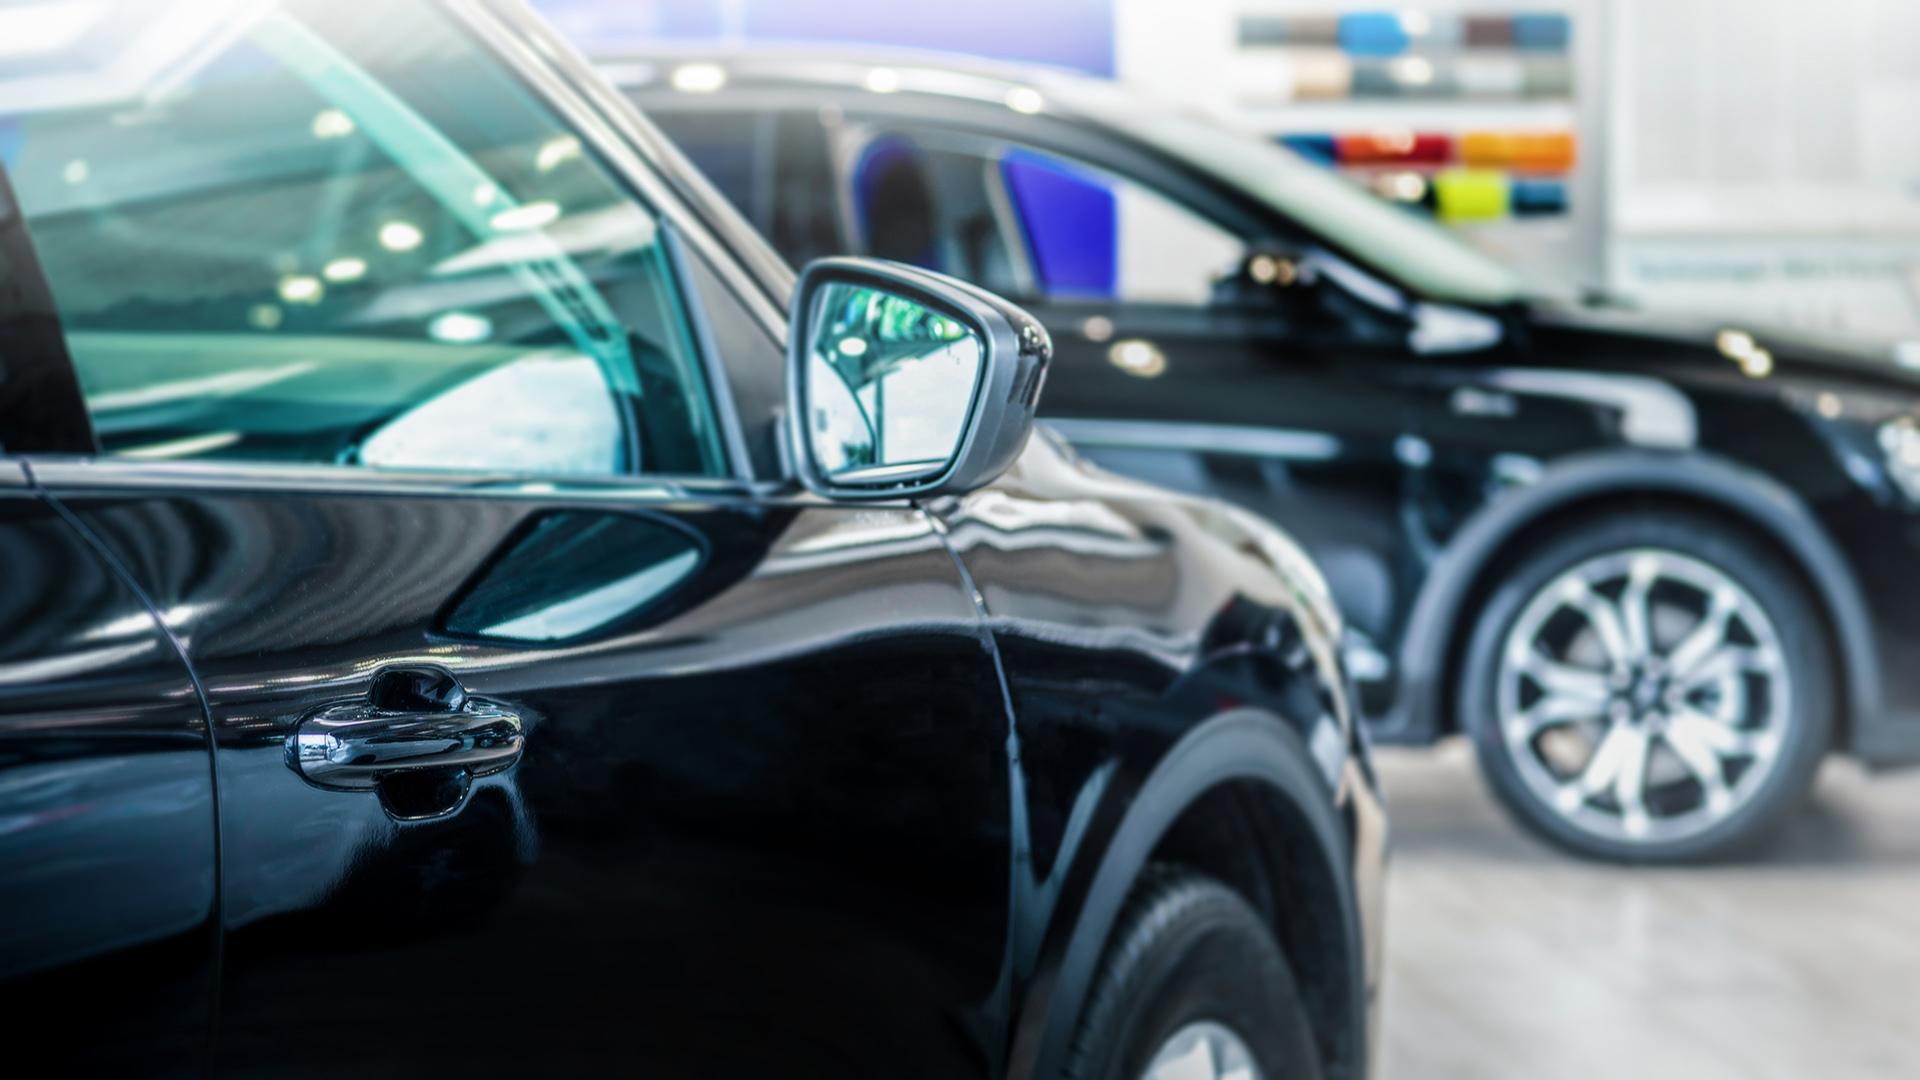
[596,43,1145,127]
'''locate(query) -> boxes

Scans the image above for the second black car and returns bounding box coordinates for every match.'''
[622,48,1920,861]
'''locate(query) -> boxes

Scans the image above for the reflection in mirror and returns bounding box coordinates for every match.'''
[804,283,983,483]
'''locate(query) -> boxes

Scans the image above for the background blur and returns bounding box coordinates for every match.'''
[537,0,1920,341]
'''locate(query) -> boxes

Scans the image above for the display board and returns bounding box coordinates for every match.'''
[1116,0,1606,296]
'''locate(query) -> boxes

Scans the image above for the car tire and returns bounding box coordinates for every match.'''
[1062,866,1322,1080]
[1459,510,1834,863]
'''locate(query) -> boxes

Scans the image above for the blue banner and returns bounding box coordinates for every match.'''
[534,0,1114,75]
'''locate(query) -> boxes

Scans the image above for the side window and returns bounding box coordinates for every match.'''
[5,1,727,478]
[845,133,1246,308]
[993,148,1247,307]
[650,107,842,269]
[846,134,1021,294]
[649,110,762,221]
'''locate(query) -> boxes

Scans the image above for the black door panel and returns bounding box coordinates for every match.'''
[51,483,1011,1077]
[0,488,218,1075]
[1031,303,1420,713]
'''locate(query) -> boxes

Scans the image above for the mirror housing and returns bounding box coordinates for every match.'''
[787,257,1052,501]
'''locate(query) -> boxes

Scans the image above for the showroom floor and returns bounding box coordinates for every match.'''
[1375,742,1920,1080]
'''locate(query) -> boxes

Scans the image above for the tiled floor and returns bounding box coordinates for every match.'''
[1375,741,1920,1080]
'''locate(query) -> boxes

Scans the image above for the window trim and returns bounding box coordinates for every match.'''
[21,454,763,502]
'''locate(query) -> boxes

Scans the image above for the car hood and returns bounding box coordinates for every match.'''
[1527,301,1920,395]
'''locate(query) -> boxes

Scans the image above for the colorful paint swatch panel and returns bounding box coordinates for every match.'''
[1287,49,1356,99]
[1509,178,1570,216]
[1279,133,1340,165]
[1239,8,1580,223]
[1338,12,1413,56]
[1511,13,1572,52]
[1459,130,1577,171]
[1335,131,1453,166]
[1433,169,1511,222]
[1238,14,1341,47]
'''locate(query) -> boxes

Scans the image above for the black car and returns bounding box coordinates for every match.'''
[619,47,1920,862]
[0,3,1382,1078]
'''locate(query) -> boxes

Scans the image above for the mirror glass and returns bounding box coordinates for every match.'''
[803,282,983,482]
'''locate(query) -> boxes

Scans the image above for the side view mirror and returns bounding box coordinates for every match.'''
[788,257,1052,500]
[1214,247,1403,329]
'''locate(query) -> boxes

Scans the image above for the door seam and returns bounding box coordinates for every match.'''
[22,461,227,1075]
[921,502,1026,1079]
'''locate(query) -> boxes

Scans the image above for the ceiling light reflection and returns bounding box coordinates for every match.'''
[322,257,367,283]
[489,201,561,232]
[429,311,493,344]
[380,221,424,252]
[277,275,323,305]
[311,108,355,139]
[1109,339,1167,378]
[671,63,728,94]
[536,135,581,172]
[1005,87,1045,115]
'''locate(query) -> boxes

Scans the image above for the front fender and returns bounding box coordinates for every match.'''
[1005,709,1370,1080]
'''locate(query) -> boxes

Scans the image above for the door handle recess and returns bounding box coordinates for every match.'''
[286,667,522,819]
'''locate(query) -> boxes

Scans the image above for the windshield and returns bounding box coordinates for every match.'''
[1057,83,1527,306]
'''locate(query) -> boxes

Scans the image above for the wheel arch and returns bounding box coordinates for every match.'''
[1387,449,1878,751]
[1010,709,1367,1080]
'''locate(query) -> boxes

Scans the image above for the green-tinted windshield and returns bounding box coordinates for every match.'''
[1061,85,1526,306]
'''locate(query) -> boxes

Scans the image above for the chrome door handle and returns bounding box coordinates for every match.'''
[289,702,523,790]
[286,667,522,818]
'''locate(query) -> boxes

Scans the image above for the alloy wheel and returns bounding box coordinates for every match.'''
[1496,548,1792,846]
[1142,1021,1262,1080]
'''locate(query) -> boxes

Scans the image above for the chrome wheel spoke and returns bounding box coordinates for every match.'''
[1573,722,1635,796]
[1517,654,1611,704]
[1662,716,1735,811]
[1564,580,1632,668]
[1612,728,1652,834]
[1669,707,1768,759]
[1511,691,1602,739]
[1680,645,1772,693]
[1620,555,1658,660]
[1668,590,1738,678]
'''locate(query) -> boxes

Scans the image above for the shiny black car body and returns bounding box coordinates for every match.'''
[619,48,1920,860]
[0,3,1381,1077]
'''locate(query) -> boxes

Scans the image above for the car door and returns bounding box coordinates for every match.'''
[1,161,220,1075]
[5,4,1012,1075]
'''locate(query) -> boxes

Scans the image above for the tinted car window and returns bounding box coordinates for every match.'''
[5,1,727,477]
[650,108,841,268]
[990,146,1247,306]
[841,133,1245,308]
